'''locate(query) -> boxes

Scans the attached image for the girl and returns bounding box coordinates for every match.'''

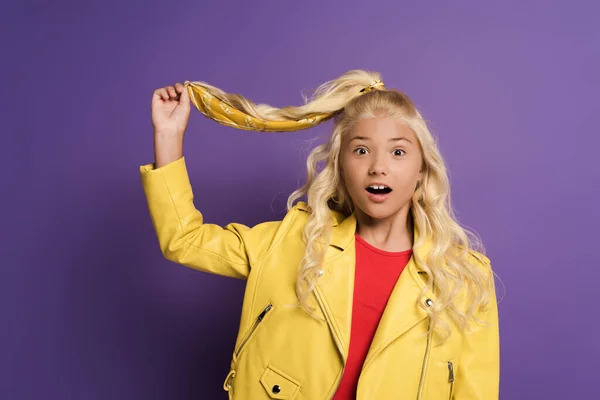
[140,69,499,399]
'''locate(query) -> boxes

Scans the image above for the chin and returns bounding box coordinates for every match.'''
[356,203,396,220]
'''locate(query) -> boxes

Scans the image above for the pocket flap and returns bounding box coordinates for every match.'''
[260,364,301,399]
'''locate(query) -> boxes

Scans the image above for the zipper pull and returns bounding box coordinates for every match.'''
[223,370,236,391]
[447,361,454,383]
[257,304,273,322]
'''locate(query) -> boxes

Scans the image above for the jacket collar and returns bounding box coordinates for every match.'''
[295,201,437,364]
[295,201,435,276]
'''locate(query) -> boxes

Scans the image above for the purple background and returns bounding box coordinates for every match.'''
[2,0,599,398]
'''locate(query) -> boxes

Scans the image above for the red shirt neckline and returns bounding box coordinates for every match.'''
[354,233,413,257]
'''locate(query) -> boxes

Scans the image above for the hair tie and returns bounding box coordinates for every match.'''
[183,79,386,132]
[359,80,386,93]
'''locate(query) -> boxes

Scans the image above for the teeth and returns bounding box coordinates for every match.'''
[369,185,387,189]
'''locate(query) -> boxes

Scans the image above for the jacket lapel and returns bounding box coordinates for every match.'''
[312,207,437,366]
[312,210,357,362]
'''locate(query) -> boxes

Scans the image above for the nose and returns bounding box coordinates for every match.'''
[368,153,388,176]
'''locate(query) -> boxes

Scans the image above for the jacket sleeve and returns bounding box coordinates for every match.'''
[139,156,281,279]
[454,258,500,399]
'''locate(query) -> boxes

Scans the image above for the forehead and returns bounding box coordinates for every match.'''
[348,117,417,142]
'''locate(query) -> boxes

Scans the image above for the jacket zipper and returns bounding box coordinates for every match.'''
[225,303,273,396]
[234,303,273,359]
[416,316,432,400]
[447,361,454,399]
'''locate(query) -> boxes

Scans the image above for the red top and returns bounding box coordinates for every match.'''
[332,233,412,400]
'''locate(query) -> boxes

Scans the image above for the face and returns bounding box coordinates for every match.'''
[340,117,423,221]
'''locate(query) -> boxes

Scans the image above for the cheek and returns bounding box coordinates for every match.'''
[343,172,364,195]
[392,168,421,191]
[339,159,354,181]
[395,160,421,178]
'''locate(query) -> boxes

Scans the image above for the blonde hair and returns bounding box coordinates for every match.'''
[194,69,495,340]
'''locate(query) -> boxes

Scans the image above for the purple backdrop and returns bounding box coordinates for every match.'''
[2,0,599,398]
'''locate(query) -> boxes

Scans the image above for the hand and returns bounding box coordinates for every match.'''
[151,81,191,138]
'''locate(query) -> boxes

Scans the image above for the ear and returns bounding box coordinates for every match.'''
[417,170,424,183]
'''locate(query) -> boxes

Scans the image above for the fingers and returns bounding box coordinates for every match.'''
[177,83,189,106]
[153,83,186,101]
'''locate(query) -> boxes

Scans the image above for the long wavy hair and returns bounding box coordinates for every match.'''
[196,69,495,340]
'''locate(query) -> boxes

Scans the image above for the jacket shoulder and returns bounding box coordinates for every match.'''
[465,249,493,282]
[468,249,491,267]
[257,201,310,251]
[278,201,311,231]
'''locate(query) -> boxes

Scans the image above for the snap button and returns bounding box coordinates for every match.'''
[318,270,324,276]
[260,364,301,399]
[425,298,433,307]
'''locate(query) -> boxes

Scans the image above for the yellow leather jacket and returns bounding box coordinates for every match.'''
[140,157,500,399]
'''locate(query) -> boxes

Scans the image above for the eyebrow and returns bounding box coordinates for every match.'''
[349,136,413,145]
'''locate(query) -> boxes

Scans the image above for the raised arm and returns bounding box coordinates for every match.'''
[141,82,280,279]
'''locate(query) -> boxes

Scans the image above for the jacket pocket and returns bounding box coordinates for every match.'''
[447,360,455,399]
[233,302,274,361]
[260,364,302,399]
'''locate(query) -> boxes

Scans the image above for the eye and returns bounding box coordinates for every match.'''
[393,149,406,156]
[353,147,368,155]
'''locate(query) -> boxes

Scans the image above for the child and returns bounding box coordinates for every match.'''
[140,69,499,399]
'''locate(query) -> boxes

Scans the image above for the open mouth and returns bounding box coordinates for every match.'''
[365,185,392,195]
